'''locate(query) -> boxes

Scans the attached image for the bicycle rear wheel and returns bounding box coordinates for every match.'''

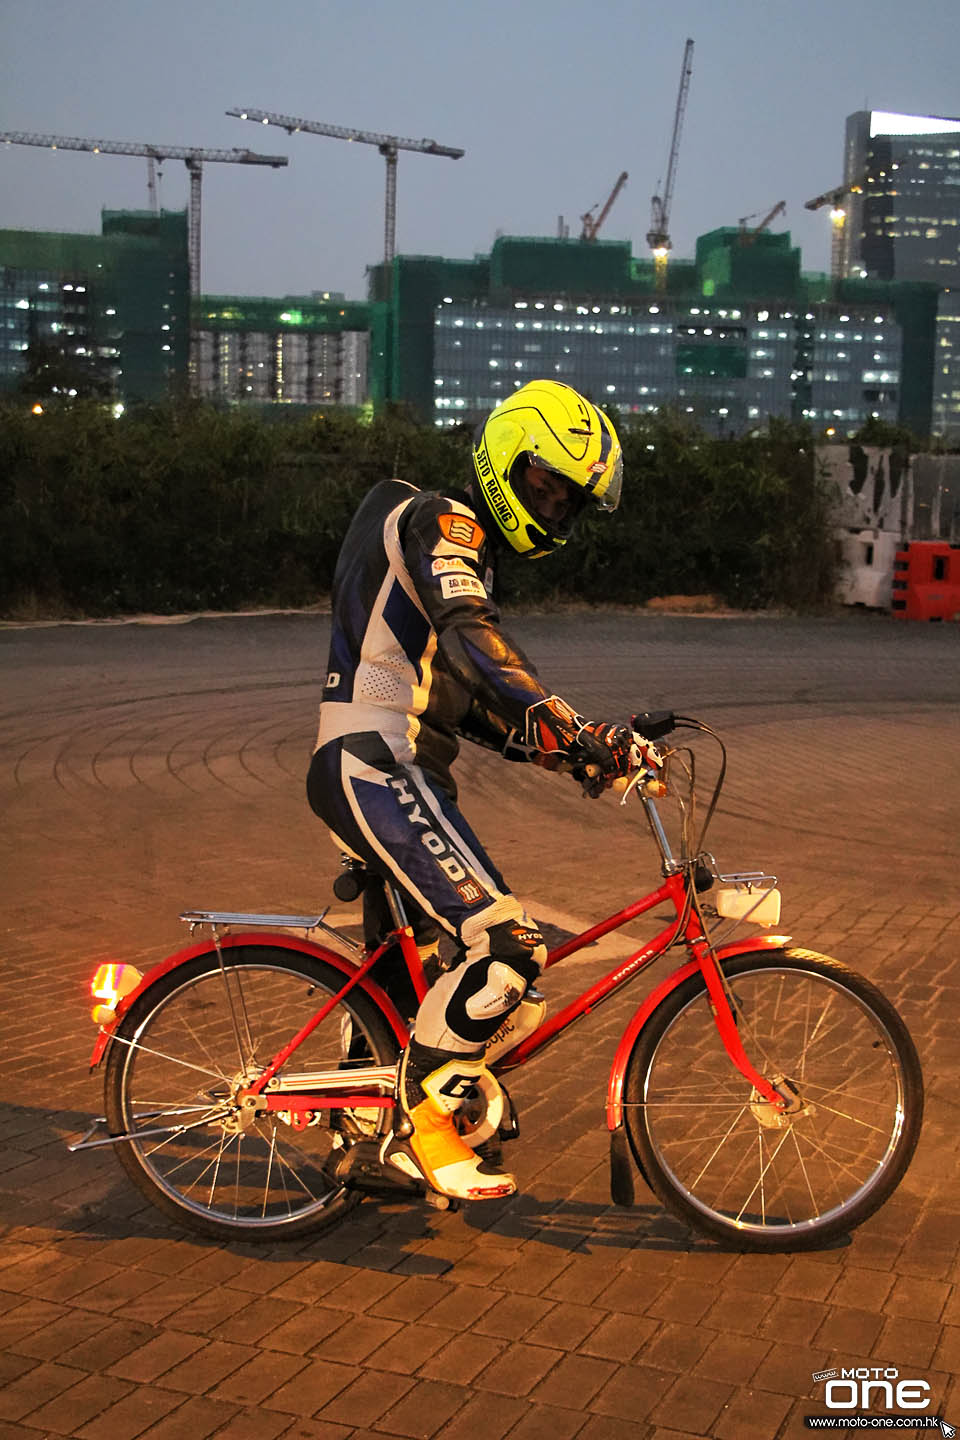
[623,948,923,1251]
[104,945,399,1242]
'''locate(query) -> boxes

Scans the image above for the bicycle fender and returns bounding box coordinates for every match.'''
[604,934,792,1131]
[89,932,410,1069]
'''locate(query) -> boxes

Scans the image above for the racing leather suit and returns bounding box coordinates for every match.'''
[307,477,597,1053]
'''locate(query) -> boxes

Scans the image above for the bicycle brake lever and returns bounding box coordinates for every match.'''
[616,768,667,805]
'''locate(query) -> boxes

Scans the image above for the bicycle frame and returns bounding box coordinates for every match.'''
[88,790,794,1138]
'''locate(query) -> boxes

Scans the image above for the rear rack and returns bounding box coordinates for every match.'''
[180,909,362,952]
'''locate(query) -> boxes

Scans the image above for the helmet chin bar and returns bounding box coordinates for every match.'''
[523,522,555,559]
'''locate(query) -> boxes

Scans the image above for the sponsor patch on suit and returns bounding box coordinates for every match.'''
[437,513,484,550]
[440,573,486,599]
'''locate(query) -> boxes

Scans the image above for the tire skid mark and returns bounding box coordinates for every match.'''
[236,710,311,791]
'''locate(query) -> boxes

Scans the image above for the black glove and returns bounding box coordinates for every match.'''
[522,697,635,794]
[573,720,634,776]
[570,720,635,797]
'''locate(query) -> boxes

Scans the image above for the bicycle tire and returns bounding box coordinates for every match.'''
[104,945,399,1242]
[623,948,923,1251]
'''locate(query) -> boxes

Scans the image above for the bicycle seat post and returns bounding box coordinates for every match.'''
[382,880,410,933]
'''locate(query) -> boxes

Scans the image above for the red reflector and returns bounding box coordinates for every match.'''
[90,963,142,1024]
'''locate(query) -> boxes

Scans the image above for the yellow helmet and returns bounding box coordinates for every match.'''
[472,380,623,558]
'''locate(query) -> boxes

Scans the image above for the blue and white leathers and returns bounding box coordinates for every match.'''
[308,478,553,1053]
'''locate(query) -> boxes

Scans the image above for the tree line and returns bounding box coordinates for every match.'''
[0,399,838,618]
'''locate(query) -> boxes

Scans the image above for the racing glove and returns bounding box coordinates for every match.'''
[573,720,635,795]
[521,697,635,793]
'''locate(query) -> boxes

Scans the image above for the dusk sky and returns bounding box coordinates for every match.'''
[2,0,958,301]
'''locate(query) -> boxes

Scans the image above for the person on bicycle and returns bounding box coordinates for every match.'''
[307,379,632,1202]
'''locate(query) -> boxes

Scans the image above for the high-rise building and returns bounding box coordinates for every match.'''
[369,231,939,438]
[0,211,189,403]
[842,110,960,439]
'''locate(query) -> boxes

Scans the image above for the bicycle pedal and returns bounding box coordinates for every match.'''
[332,1138,422,1196]
[424,1191,460,1212]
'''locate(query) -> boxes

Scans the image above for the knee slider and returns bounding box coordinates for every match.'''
[486,917,546,982]
[462,917,545,1027]
[464,961,529,1024]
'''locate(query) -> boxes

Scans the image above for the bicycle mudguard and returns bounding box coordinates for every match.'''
[88,932,410,1068]
[604,934,792,1131]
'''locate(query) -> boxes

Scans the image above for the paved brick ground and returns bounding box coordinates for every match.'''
[0,609,958,1439]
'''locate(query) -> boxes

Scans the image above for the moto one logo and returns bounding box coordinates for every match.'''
[388,777,470,885]
[824,1368,930,1411]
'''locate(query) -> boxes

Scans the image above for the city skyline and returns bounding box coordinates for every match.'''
[2,0,958,302]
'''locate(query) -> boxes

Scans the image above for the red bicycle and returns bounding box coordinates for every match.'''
[74,715,923,1252]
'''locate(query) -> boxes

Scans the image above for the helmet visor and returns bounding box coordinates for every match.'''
[514,461,588,539]
[592,449,623,512]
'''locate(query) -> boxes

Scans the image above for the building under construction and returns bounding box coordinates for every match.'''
[193,294,386,408]
[1,211,941,438]
[368,228,939,438]
[0,213,383,410]
[0,211,189,401]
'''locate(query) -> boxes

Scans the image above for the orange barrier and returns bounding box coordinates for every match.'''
[891,542,960,621]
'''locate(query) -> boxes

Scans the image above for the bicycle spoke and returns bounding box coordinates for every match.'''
[732,1125,794,1223]
[688,1106,751,1189]
[137,1111,235,1156]
[109,1029,227,1083]
[804,1099,891,1134]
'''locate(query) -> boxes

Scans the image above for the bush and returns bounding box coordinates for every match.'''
[0,398,837,617]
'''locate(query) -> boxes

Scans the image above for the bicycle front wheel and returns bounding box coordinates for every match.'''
[104,946,399,1242]
[623,948,923,1251]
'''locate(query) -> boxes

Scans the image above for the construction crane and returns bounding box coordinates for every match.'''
[0,130,288,295]
[805,178,865,281]
[738,200,786,244]
[646,37,694,289]
[227,107,464,267]
[580,171,628,241]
